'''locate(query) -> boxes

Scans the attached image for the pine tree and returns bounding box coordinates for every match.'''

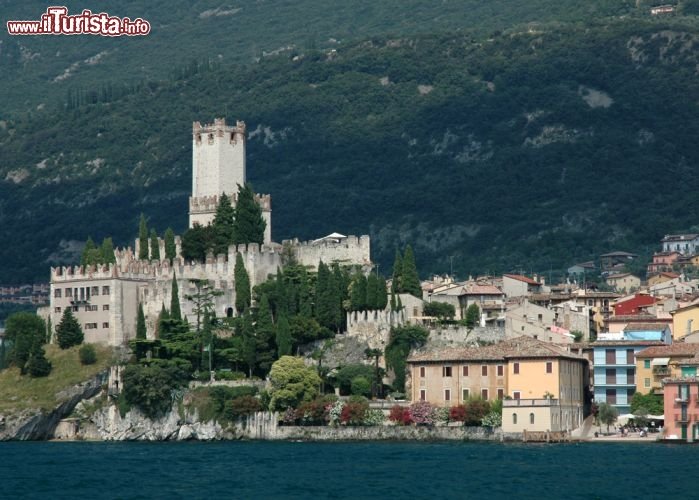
[276,312,292,357]
[170,273,182,322]
[212,192,236,255]
[150,228,160,261]
[138,213,149,260]
[392,249,403,293]
[234,253,251,314]
[101,237,116,264]
[56,308,84,349]
[27,341,52,377]
[401,245,422,298]
[164,227,177,263]
[136,303,147,340]
[232,183,266,245]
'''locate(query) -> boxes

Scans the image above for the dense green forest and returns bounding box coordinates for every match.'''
[2,1,699,282]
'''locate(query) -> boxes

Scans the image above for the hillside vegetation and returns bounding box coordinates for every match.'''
[2,2,699,281]
[0,344,113,413]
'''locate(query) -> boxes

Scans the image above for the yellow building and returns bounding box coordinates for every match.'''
[635,344,699,395]
[407,336,589,433]
[671,302,699,340]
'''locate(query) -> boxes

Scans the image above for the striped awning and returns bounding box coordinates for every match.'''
[651,357,670,366]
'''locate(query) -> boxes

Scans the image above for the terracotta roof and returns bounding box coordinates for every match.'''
[623,323,670,332]
[407,336,584,363]
[503,274,540,285]
[600,251,638,257]
[608,314,664,322]
[465,284,503,295]
[635,344,699,358]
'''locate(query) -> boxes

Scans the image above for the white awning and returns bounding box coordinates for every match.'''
[651,357,670,366]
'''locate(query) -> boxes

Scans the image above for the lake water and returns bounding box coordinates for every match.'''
[0,441,688,499]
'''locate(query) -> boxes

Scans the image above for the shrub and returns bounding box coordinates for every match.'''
[215,370,245,381]
[282,407,297,425]
[79,344,97,365]
[363,409,386,426]
[209,385,258,415]
[328,400,345,426]
[449,405,467,423]
[389,405,413,425]
[340,400,369,426]
[223,395,262,420]
[351,376,372,397]
[464,398,491,426]
[482,411,502,427]
[297,398,329,425]
[410,401,435,426]
[26,343,52,377]
[433,407,450,425]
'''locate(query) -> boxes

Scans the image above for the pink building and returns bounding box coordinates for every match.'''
[663,378,699,441]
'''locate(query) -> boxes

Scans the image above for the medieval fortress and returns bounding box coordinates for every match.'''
[47,118,371,345]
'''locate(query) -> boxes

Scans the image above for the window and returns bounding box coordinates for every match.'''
[513,413,518,424]
[605,349,616,365]
[481,365,488,377]
[420,366,426,378]
[497,365,504,377]
[546,362,553,374]
[606,389,616,405]
[606,369,616,384]
[72,306,79,312]
[102,286,110,295]
[102,304,109,311]
[442,366,452,377]
[84,323,98,330]
[54,289,62,298]
[513,391,521,400]
[497,388,504,400]
[530,413,535,424]
[537,314,543,321]
[91,286,99,295]
[513,362,520,374]
[102,322,109,328]
[420,390,426,401]
[462,389,470,400]
[644,378,651,388]
[644,359,650,369]
[462,365,469,377]
[481,389,488,400]
[65,288,73,297]
[444,389,451,401]
[627,388,635,399]
[626,349,635,365]
[627,369,635,385]
[54,307,61,313]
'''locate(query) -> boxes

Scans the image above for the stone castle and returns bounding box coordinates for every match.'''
[47,118,371,345]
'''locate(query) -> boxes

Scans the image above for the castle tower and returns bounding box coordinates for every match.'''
[189,118,272,244]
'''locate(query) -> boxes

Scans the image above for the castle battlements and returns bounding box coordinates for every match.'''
[189,192,272,215]
[193,118,246,140]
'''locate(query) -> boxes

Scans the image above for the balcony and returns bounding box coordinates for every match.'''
[653,367,671,377]
[503,398,559,407]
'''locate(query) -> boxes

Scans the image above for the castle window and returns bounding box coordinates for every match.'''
[91,286,99,296]
[102,286,110,295]
[54,289,62,298]
[102,322,109,328]
[208,133,214,144]
[226,307,233,318]
[103,305,110,311]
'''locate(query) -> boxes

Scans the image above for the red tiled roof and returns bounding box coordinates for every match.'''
[623,323,670,332]
[590,340,665,348]
[465,284,503,295]
[503,274,540,285]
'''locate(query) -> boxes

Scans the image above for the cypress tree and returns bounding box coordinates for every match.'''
[56,308,84,349]
[181,223,214,262]
[81,237,96,266]
[401,245,422,298]
[350,272,368,311]
[232,183,266,245]
[276,313,292,357]
[138,213,149,260]
[315,261,333,329]
[298,267,312,317]
[255,294,276,373]
[156,303,169,337]
[240,309,256,377]
[377,276,388,310]
[101,237,116,264]
[234,253,251,314]
[150,229,160,261]
[136,303,147,340]
[275,268,289,317]
[366,273,379,310]
[170,273,182,322]
[212,192,236,255]
[332,263,348,331]
[392,249,403,293]
[164,227,177,263]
